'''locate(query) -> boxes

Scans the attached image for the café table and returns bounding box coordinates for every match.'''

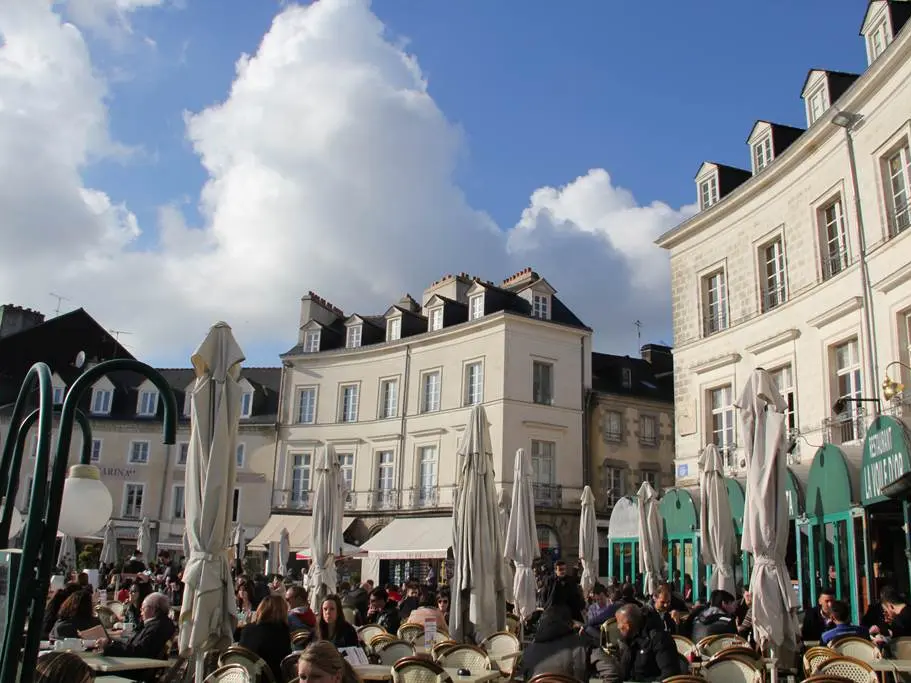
[871,659,911,674]
[75,653,173,673]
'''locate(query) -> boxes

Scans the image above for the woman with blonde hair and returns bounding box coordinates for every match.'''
[36,651,94,682]
[239,593,292,682]
[298,640,363,683]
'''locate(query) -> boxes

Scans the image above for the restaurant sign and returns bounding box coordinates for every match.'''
[861,416,911,506]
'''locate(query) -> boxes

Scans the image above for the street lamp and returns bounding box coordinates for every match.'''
[882,360,911,400]
[0,359,177,683]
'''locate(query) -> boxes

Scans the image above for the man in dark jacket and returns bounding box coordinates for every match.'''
[609,604,680,681]
[690,589,738,643]
[367,587,401,634]
[801,589,835,642]
[881,587,911,637]
[97,592,176,659]
[521,605,592,681]
[543,561,586,622]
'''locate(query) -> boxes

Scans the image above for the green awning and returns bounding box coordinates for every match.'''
[659,488,698,536]
[725,478,745,533]
[785,468,803,519]
[861,415,911,506]
[806,444,854,518]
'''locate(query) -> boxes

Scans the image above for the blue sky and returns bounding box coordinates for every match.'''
[2,0,873,365]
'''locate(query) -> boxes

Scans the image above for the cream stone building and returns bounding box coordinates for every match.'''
[253,269,592,583]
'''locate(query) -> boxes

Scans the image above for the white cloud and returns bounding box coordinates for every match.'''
[60,0,167,38]
[0,0,692,365]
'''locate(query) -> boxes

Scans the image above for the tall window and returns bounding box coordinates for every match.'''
[869,20,889,61]
[340,384,359,423]
[297,387,316,424]
[699,176,718,210]
[291,453,312,506]
[240,392,253,418]
[339,453,355,494]
[346,325,362,349]
[886,144,911,235]
[533,361,554,405]
[129,441,150,464]
[533,293,549,320]
[753,136,773,172]
[820,198,849,279]
[703,270,728,335]
[376,451,395,507]
[605,467,624,507]
[429,308,443,331]
[172,485,186,519]
[91,438,102,463]
[603,410,623,442]
[138,390,158,416]
[771,365,797,434]
[232,488,241,523]
[91,388,112,415]
[531,440,556,505]
[808,88,827,125]
[421,371,441,413]
[177,442,189,465]
[123,483,144,518]
[380,379,398,419]
[418,446,438,504]
[387,318,401,342]
[761,238,787,311]
[834,339,863,441]
[464,362,483,406]
[710,385,736,456]
[304,330,321,353]
[639,415,658,447]
[469,294,484,321]
[236,443,246,469]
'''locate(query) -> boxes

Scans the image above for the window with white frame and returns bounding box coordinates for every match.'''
[761,237,787,311]
[339,453,355,494]
[137,390,158,416]
[376,451,395,507]
[304,329,321,353]
[771,365,797,434]
[703,269,728,335]
[232,488,241,522]
[429,308,443,331]
[172,485,185,519]
[128,441,150,464]
[469,294,484,321]
[532,293,550,320]
[177,442,189,465]
[379,379,398,419]
[421,371,441,413]
[869,19,889,61]
[123,483,144,518]
[418,446,438,504]
[297,387,316,424]
[807,87,828,125]
[346,325,362,349]
[709,385,736,456]
[699,175,718,210]
[753,135,773,172]
[53,385,65,405]
[387,318,401,342]
[885,144,911,236]
[605,467,624,507]
[531,440,556,486]
[291,453,311,505]
[91,388,112,415]
[603,410,623,442]
[240,391,253,418]
[91,438,102,463]
[834,338,863,441]
[339,384,359,422]
[819,198,849,279]
[464,362,483,406]
[533,361,554,405]
[236,443,246,469]
[639,415,658,447]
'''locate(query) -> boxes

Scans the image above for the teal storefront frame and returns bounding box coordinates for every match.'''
[606,496,639,584]
[660,488,702,604]
[725,478,748,588]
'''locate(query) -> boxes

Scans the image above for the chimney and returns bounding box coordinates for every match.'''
[641,344,673,374]
[397,294,420,314]
[0,305,45,339]
[298,292,344,341]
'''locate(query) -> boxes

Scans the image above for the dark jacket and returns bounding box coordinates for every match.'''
[342,587,369,621]
[367,602,401,635]
[543,576,586,622]
[398,596,419,622]
[239,621,292,683]
[50,615,101,640]
[104,616,176,659]
[801,606,833,642]
[690,606,737,643]
[319,619,359,649]
[614,627,681,681]
[890,605,911,638]
[520,610,591,681]
[644,606,677,635]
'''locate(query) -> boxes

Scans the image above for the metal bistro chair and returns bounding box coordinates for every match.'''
[828,636,882,665]
[815,656,877,683]
[204,664,253,683]
[701,656,762,683]
[375,639,417,666]
[392,656,454,683]
[480,631,521,677]
[697,634,749,657]
[291,628,315,651]
[437,644,492,672]
[600,618,622,651]
[673,635,697,659]
[398,623,426,644]
[281,652,302,682]
[219,645,277,683]
[804,647,838,677]
[359,625,389,649]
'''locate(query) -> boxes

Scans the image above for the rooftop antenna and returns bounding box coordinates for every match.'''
[108,329,133,342]
[49,292,70,316]
[634,320,642,348]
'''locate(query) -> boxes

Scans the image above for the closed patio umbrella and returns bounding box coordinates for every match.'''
[579,486,598,596]
[57,534,76,572]
[451,404,506,643]
[699,444,737,595]
[504,448,539,621]
[99,521,118,567]
[278,527,290,577]
[497,489,515,604]
[233,523,246,566]
[136,516,153,560]
[308,444,343,611]
[266,541,278,576]
[637,481,665,596]
[736,369,798,655]
[178,322,244,680]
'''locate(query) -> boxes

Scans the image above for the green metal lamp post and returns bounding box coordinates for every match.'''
[0,359,177,683]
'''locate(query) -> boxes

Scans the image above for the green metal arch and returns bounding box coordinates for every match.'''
[659,488,699,535]
[806,444,854,518]
[725,478,745,534]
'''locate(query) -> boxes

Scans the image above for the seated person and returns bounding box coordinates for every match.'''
[821,600,867,645]
[239,595,292,683]
[646,582,686,635]
[690,589,738,643]
[97,591,175,659]
[521,604,591,681]
[50,590,101,640]
[285,585,317,630]
[601,603,680,682]
[406,590,448,631]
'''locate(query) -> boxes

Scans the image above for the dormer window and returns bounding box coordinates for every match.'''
[137,389,159,417]
[807,87,828,126]
[346,325,362,349]
[869,19,889,61]
[532,292,550,320]
[387,318,401,341]
[91,388,112,415]
[698,175,718,210]
[622,368,632,389]
[240,391,253,418]
[304,329,321,353]
[753,135,773,173]
[469,294,484,321]
[429,307,443,331]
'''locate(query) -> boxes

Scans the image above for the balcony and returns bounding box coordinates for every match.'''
[886,391,911,418]
[272,489,312,512]
[406,486,440,508]
[821,249,850,281]
[761,287,787,313]
[533,483,563,508]
[823,409,869,445]
[369,489,400,511]
[703,312,728,337]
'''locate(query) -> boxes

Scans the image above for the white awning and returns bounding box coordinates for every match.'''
[360,516,452,560]
[249,514,356,551]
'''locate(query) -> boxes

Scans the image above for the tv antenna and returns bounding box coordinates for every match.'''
[634,320,642,346]
[109,329,133,342]
[49,292,70,316]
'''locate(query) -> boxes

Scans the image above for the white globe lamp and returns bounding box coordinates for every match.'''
[0,503,23,538]
[58,465,113,538]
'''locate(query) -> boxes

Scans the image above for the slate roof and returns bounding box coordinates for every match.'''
[591,347,674,403]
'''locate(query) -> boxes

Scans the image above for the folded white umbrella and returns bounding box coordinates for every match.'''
[451,405,506,643]
[737,369,798,652]
[504,447,539,621]
[308,444,343,611]
[497,489,515,604]
[99,520,118,566]
[136,516,153,560]
[278,527,290,577]
[57,534,76,572]
[233,523,246,564]
[699,444,737,595]
[266,541,279,575]
[579,486,598,596]
[637,481,665,596]
[178,322,243,677]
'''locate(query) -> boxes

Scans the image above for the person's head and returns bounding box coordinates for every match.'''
[369,587,388,611]
[129,581,152,607]
[36,651,93,683]
[709,589,737,615]
[830,600,851,625]
[591,583,609,607]
[615,604,644,640]
[437,589,450,613]
[321,594,346,628]
[285,585,308,610]
[57,590,94,622]
[236,578,255,605]
[254,594,289,625]
[818,589,836,617]
[417,588,435,608]
[881,587,907,620]
[620,583,636,602]
[76,572,89,588]
[141,592,170,621]
[606,585,622,603]
[338,581,351,593]
[405,582,420,599]
[554,561,567,577]
[269,574,283,589]
[742,590,752,606]
[653,583,672,613]
[298,640,360,683]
